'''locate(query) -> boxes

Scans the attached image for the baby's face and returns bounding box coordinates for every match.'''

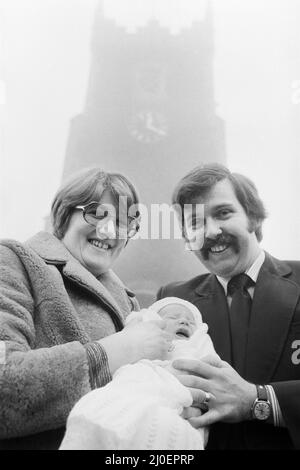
[158,304,197,340]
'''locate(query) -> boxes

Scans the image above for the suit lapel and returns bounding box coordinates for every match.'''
[194,275,232,363]
[245,255,300,382]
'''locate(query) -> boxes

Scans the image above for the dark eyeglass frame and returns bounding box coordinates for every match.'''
[75,201,140,239]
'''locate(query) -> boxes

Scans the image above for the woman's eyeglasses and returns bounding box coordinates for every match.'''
[75,201,140,239]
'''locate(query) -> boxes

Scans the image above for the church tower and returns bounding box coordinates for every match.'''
[63,0,226,305]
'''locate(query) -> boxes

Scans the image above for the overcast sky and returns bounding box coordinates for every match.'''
[1,0,300,258]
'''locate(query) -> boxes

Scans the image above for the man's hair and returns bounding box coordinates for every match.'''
[172,163,267,241]
[51,167,139,239]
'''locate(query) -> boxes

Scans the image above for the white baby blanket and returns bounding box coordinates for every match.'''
[60,308,217,450]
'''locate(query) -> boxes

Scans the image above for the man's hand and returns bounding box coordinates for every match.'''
[172,355,257,428]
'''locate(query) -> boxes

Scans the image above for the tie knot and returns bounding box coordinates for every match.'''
[227,273,254,296]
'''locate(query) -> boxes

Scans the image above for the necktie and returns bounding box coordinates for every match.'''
[227,273,254,376]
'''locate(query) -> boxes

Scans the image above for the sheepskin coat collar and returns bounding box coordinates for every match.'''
[25,231,135,329]
[0,231,137,449]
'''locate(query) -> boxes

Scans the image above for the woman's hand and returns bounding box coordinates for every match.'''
[98,319,172,374]
[121,319,173,362]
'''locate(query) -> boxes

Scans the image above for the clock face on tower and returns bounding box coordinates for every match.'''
[128,110,168,144]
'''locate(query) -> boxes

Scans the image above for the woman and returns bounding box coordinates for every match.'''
[0,168,171,450]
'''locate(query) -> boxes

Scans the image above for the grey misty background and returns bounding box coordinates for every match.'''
[1,0,300,306]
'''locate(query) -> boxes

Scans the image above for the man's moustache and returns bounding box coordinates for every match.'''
[201,235,232,251]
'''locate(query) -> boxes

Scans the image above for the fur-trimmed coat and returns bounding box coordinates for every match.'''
[0,231,138,449]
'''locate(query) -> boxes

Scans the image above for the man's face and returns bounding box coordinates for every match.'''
[184,179,261,278]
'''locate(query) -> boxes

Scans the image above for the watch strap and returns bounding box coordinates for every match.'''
[256,384,268,401]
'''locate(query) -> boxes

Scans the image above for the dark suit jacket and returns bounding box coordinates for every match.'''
[157,253,300,449]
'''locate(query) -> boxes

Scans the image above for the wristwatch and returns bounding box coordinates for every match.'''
[251,385,272,421]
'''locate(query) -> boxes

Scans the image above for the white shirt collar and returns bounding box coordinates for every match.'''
[216,250,265,296]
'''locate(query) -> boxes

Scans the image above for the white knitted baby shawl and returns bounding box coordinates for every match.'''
[60,300,217,450]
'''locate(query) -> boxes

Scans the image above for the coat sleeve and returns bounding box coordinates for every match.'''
[271,381,300,449]
[0,246,91,439]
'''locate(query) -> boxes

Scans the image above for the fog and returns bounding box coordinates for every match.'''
[1,0,300,295]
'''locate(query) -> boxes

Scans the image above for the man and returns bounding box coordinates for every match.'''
[157,164,300,449]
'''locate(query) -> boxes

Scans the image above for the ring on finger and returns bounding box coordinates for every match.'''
[201,391,211,407]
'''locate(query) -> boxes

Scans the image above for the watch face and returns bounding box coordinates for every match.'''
[254,401,271,420]
[128,110,168,144]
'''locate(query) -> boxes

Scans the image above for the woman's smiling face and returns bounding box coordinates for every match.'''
[62,189,127,277]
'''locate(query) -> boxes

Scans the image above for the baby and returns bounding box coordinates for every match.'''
[60,298,218,450]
